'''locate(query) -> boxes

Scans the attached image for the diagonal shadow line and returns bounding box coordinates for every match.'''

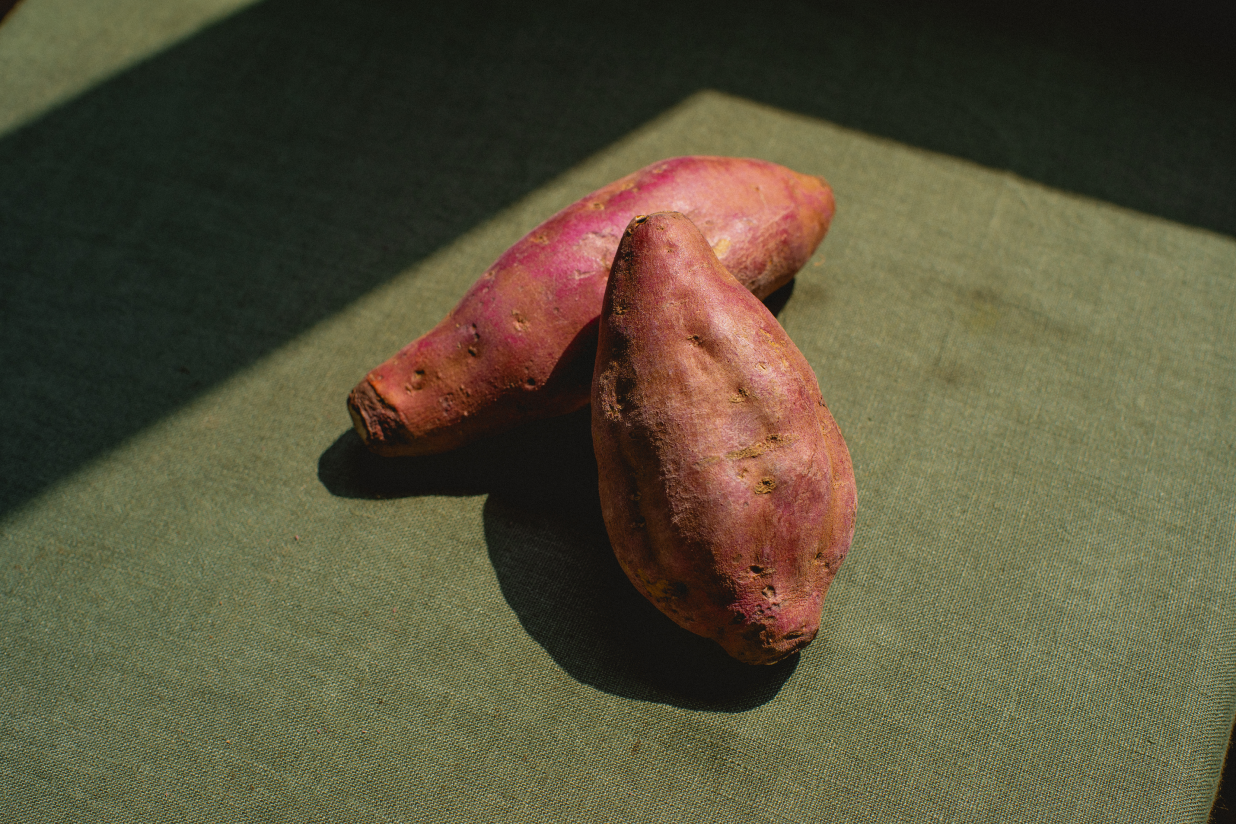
[1,0,1232,525]
[0,1,21,25]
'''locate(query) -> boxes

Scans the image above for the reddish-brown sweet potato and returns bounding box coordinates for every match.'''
[592,212,856,665]
[349,156,835,456]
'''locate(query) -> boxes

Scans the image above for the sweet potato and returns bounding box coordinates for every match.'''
[349,156,835,456]
[592,212,856,665]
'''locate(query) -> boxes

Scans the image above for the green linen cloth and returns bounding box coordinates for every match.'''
[2,2,1233,822]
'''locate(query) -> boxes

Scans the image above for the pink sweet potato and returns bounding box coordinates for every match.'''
[349,156,835,456]
[592,212,856,665]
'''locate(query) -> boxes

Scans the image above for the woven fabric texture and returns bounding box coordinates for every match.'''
[2,2,1233,822]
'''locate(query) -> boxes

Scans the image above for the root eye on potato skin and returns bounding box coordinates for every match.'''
[754,477,777,494]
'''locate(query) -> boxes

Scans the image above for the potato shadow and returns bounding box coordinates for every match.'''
[319,408,798,711]
[482,494,800,712]
[319,281,802,710]
[317,410,599,510]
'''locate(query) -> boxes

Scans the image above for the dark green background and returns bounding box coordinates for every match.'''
[2,0,1234,520]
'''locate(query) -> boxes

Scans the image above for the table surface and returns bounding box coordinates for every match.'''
[2,2,1233,822]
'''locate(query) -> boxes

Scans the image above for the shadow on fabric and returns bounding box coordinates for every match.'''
[3,0,1234,522]
[318,408,801,711]
[317,280,801,711]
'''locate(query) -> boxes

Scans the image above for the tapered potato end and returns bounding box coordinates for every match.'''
[594,211,856,667]
[346,378,409,457]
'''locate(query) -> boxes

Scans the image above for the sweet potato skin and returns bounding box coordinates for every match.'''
[349,156,835,456]
[592,212,856,665]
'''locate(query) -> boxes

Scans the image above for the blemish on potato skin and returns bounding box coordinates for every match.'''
[727,433,793,460]
[638,572,689,605]
[405,369,428,392]
[596,369,624,420]
[626,215,649,235]
[754,476,777,494]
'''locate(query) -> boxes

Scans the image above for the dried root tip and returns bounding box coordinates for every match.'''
[347,379,406,456]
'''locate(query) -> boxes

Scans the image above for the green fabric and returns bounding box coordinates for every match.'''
[2,2,1234,822]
